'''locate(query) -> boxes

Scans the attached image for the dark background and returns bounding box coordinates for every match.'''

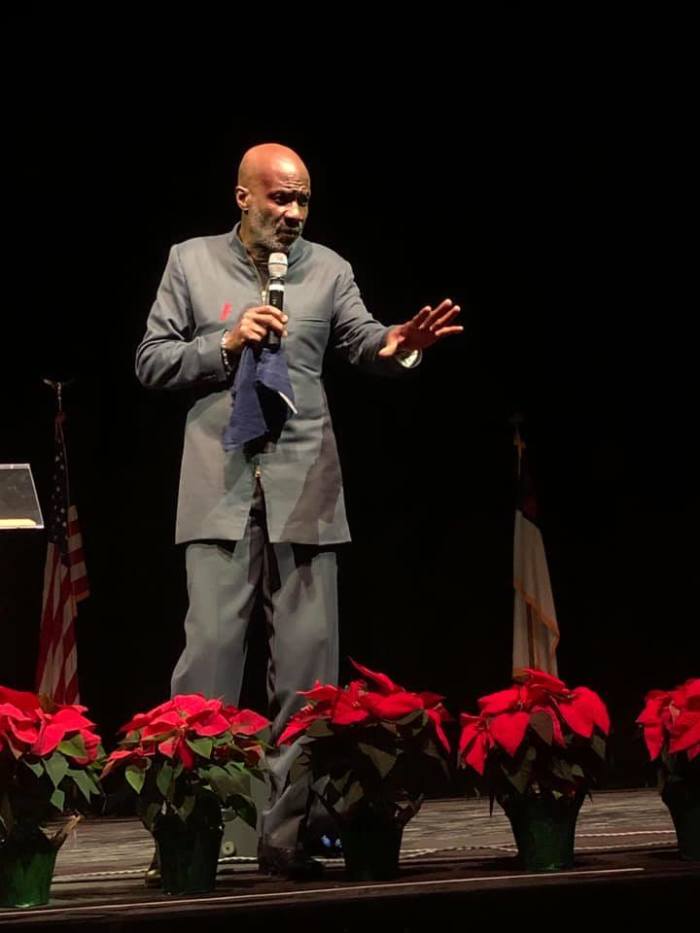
[1,16,696,786]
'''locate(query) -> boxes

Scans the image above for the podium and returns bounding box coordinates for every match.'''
[0,464,44,530]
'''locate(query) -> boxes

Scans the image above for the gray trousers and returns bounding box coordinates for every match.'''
[171,481,339,851]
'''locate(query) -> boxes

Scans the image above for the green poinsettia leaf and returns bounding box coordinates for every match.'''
[5,739,24,760]
[156,762,174,800]
[223,763,251,797]
[290,753,312,784]
[591,734,607,760]
[23,759,45,778]
[58,734,87,759]
[311,774,332,798]
[177,795,196,822]
[69,768,99,802]
[421,737,447,762]
[551,758,575,783]
[357,743,396,779]
[344,781,364,810]
[327,783,344,806]
[397,710,424,725]
[212,733,233,746]
[50,788,65,811]
[530,712,554,745]
[186,737,213,759]
[201,765,238,801]
[143,801,162,832]
[330,771,352,796]
[226,760,247,774]
[503,762,531,795]
[307,719,334,739]
[126,764,146,795]
[571,764,585,779]
[45,752,70,788]
[229,794,257,828]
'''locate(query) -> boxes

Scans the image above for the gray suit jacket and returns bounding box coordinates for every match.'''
[135,225,413,545]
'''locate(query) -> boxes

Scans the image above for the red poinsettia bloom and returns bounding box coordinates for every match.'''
[101,745,152,776]
[458,713,494,775]
[0,688,101,766]
[0,702,40,752]
[360,690,425,720]
[489,709,530,758]
[224,707,270,737]
[350,661,452,752]
[32,706,101,763]
[278,661,452,752]
[220,706,270,766]
[105,694,269,775]
[278,680,368,744]
[349,660,402,694]
[637,678,700,761]
[0,686,41,714]
[0,688,43,754]
[123,695,226,769]
[459,669,610,773]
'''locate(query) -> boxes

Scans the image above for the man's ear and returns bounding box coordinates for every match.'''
[235,185,250,213]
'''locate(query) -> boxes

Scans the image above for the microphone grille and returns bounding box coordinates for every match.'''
[268,252,288,279]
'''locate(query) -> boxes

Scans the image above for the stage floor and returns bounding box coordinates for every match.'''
[0,789,696,928]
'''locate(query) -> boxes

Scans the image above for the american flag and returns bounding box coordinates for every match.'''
[36,411,89,703]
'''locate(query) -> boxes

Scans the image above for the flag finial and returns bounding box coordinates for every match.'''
[42,378,76,414]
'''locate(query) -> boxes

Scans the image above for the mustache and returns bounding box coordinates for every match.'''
[277,223,303,236]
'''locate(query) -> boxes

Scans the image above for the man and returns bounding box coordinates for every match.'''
[135,143,462,875]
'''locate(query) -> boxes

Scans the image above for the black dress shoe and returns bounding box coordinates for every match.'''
[258,845,325,881]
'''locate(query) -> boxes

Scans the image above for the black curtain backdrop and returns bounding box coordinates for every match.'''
[1,17,696,787]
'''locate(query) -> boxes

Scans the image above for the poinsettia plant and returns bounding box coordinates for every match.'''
[0,685,103,838]
[458,669,610,802]
[637,678,700,791]
[102,694,270,831]
[280,660,451,828]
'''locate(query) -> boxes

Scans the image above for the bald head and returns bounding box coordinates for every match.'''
[235,143,311,259]
[237,143,310,189]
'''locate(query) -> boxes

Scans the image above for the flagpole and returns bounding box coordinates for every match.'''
[510,412,532,667]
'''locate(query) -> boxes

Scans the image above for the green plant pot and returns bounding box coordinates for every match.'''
[338,809,403,881]
[152,794,224,895]
[0,823,57,909]
[500,792,584,872]
[662,780,700,861]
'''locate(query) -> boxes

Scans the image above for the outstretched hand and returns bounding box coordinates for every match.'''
[378,299,463,358]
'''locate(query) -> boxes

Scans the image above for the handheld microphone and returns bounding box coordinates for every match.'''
[266,252,288,349]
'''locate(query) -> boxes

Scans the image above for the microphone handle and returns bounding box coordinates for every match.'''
[267,279,284,349]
